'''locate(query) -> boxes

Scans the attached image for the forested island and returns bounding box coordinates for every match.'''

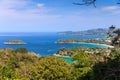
[57,38,111,45]
[4,40,26,44]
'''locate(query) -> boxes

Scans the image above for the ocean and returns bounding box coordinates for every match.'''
[0,32,107,56]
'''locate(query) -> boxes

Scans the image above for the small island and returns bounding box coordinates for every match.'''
[4,40,26,44]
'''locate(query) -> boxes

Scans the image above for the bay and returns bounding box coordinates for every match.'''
[0,32,107,56]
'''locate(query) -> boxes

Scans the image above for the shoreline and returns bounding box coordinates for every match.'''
[96,43,114,48]
[53,54,70,58]
[4,40,26,45]
[77,42,114,48]
[4,42,26,45]
[57,41,114,48]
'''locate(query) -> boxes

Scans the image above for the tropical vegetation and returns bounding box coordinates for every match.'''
[1,26,120,79]
[0,47,120,80]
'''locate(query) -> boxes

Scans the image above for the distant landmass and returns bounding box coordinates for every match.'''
[58,28,108,36]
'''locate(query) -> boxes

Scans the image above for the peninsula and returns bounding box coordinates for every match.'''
[56,38,110,45]
[4,40,26,44]
[58,28,107,36]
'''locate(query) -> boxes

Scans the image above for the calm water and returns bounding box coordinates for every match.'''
[0,32,107,56]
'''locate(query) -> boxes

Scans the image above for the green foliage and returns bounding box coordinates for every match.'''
[92,54,120,80]
[30,56,72,80]
[0,48,74,79]
[107,26,120,47]
[1,47,120,80]
[15,48,28,53]
[0,65,16,79]
[110,49,120,59]
[0,48,40,79]
[71,51,94,79]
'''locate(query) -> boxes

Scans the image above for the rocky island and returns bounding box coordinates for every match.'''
[4,40,26,44]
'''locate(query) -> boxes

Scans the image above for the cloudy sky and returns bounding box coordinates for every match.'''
[0,0,120,32]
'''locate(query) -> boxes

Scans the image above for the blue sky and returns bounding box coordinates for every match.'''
[0,0,120,32]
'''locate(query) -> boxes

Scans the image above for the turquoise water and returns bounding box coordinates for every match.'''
[0,32,107,56]
[57,57,77,63]
[63,57,77,63]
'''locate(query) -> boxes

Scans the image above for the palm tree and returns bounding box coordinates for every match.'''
[108,25,116,37]
[106,25,116,44]
[112,29,120,47]
[109,25,115,30]
[114,29,120,36]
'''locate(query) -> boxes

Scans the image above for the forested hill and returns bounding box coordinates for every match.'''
[58,28,108,36]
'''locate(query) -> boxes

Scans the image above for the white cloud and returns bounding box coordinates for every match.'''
[0,0,28,9]
[102,6,119,11]
[101,6,120,15]
[37,3,44,7]
[0,0,47,16]
[1,0,120,32]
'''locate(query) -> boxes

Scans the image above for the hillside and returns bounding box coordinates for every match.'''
[58,28,108,36]
[0,47,120,79]
[0,48,72,80]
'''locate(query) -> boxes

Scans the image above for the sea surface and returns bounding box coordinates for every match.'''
[0,32,107,56]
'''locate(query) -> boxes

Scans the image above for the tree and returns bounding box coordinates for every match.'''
[112,29,120,47]
[71,51,94,80]
[92,54,120,80]
[73,0,96,7]
[114,29,120,37]
[30,56,72,80]
[109,25,116,36]
[73,0,120,7]
[15,48,28,53]
[107,25,116,39]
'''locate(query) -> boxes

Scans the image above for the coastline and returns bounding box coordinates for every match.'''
[0,33,111,55]
[53,54,70,58]
[4,43,26,45]
[53,54,77,63]
[76,42,114,48]
[57,41,114,48]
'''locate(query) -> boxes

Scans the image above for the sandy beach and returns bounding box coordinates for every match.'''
[76,42,114,48]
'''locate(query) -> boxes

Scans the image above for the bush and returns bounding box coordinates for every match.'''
[15,48,28,53]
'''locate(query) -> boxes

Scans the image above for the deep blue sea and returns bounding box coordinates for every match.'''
[0,32,107,56]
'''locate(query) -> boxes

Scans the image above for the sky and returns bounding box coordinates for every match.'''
[0,0,120,32]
